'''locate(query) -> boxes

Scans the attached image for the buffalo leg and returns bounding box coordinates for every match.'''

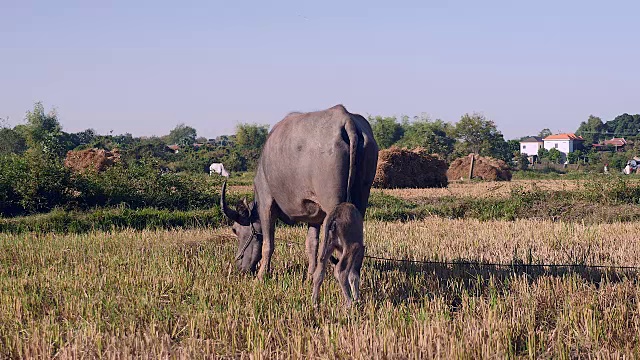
[305,224,320,282]
[257,204,276,281]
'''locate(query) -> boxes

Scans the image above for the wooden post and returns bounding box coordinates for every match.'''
[468,154,475,180]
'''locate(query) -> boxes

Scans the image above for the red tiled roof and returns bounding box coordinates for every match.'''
[603,138,627,146]
[543,133,584,141]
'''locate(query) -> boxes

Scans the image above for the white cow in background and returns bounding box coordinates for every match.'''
[210,163,230,177]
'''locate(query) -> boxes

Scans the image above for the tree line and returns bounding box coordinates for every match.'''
[0,102,270,173]
[2,102,639,174]
[367,112,513,163]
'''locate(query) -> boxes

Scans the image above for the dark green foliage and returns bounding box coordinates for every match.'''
[396,117,455,157]
[537,147,549,161]
[452,113,511,162]
[165,123,197,145]
[574,113,640,148]
[0,154,71,216]
[121,138,174,163]
[0,127,27,155]
[517,154,529,170]
[23,102,66,158]
[235,123,269,150]
[566,150,582,164]
[538,128,552,138]
[507,140,520,156]
[547,148,562,164]
[606,113,640,136]
[576,115,605,145]
[368,116,404,149]
[0,153,252,217]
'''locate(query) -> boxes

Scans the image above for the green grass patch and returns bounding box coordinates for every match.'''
[0,207,224,234]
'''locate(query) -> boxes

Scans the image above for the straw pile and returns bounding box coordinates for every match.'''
[447,154,512,181]
[373,147,448,188]
[64,148,121,173]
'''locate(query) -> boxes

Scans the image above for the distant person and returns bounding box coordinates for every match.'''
[604,164,609,174]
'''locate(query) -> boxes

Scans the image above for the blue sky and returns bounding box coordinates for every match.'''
[1,0,639,140]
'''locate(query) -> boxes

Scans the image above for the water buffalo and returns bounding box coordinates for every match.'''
[220,104,378,281]
[312,202,365,307]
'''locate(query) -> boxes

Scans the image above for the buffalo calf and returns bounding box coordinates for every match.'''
[312,202,365,307]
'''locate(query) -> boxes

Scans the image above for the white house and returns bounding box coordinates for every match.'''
[543,133,584,160]
[519,136,544,157]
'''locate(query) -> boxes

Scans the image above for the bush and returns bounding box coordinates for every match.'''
[1,153,249,217]
[0,154,71,216]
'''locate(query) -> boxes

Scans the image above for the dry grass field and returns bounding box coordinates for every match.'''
[2,207,640,358]
[378,179,583,200]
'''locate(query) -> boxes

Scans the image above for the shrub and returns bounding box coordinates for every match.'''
[1,154,246,217]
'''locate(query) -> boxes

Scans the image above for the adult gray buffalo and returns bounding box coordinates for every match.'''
[220,104,378,281]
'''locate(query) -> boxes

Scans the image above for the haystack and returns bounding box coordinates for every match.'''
[64,148,121,173]
[447,154,511,181]
[373,147,448,188]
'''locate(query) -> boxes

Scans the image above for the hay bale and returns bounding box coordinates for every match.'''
[373,147,448,188]
[64,148,121,173]
[447,154,512,181]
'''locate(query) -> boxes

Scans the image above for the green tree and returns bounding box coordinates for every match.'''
[0,118,27,155]
[507,139,520,156]
[576,115,606,145]
[123,137,173,163]
[24,102,65,158]
[235,123,269,150]
[567,150,583,164]
[606,113,640,136]
[396,115,454,156]
[517,154,529,170]
[537,147,549,161]
[368,115,404,149]
[452,113,510,161]
[548,148,562,164]
[166,123,197,146]
[538,128,552,138]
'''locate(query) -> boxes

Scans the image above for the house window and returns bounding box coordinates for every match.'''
[523,145,526,149]
[555,144,558,149]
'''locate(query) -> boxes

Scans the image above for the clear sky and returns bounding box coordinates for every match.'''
[1,0,639,140]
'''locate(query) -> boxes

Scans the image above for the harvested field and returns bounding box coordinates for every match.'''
[2,218,640,358]
[379,179,582,200]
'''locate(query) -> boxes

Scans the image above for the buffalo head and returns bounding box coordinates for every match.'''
[220,181,263,273]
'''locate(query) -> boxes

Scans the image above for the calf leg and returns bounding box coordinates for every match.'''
[334,257,353,307]
[305,224,320,282]
[348,245,365,302]
[312,242,335,305]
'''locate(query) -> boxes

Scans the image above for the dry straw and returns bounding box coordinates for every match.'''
[64,148,121,173]
[373,147,448,189]
[447,154,512,181]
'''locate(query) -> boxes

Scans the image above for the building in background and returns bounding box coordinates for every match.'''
[543,133,585,160]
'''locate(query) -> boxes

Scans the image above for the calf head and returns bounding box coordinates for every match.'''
[220,181,263,273]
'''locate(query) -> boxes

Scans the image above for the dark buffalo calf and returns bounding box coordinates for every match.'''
[312,202,365,307]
